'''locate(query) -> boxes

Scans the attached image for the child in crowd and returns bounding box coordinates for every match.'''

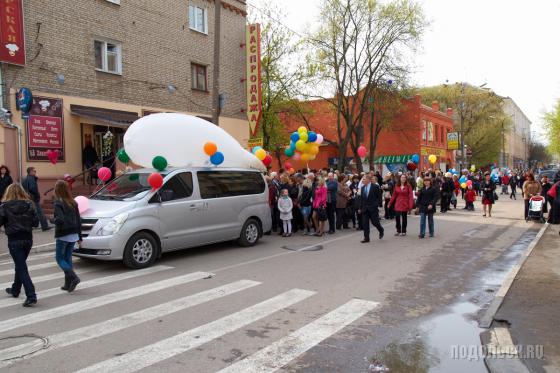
[278,188,293,237]
[465,185,476,211]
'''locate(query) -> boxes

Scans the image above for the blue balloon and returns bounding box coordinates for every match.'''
[285,148,294,157]
[210,151,224,165]
[290,141,296,150]
[252,146,262,154]
[411,154,420,164]
[459,176,467,183]
[290,132,299,142]
[308,132,317,142]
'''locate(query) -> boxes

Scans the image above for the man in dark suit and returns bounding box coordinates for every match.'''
[359,175,384,243]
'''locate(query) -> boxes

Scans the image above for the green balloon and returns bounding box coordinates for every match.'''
[117,148,130,163]
[128,173,139,181]
[152,156,168,171]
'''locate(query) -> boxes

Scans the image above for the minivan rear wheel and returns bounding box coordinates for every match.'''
[123,232,158,269]
[238,219,260,247]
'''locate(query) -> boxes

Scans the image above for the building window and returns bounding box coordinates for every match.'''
[94,40,122,74]
[189,5,207,34]
[427,121,433,142]
[422,120,427,141]
[191,63,208,91]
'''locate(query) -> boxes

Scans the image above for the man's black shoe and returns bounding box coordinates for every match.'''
[22,298,37,307]
[379,231,384,239]
[5,288,19,298]
[361,239,370,243]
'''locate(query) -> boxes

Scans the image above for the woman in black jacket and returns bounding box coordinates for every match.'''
[299,179,313,235]
[481,172,497,218]
[0,183,38,307]
[416,177,439,239]
[0,165,13,199]
[51,180,82,292]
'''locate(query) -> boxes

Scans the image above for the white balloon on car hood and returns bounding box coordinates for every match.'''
[124,113,265,171]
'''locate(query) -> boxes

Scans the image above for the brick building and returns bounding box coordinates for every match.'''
[0,0,249,188]
[279,95,456,173]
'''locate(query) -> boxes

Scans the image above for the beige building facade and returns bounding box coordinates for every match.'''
[0,0,250,188]
[502,97,531,169]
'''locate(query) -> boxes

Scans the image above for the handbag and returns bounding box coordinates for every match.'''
[318,207,328,221]
[493,191,499,201]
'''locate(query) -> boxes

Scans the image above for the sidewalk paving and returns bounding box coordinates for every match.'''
[493,223,560,372]
[0,228,56,256]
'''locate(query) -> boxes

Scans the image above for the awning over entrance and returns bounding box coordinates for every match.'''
[71,105,139,128]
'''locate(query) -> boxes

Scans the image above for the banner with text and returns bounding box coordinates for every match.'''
[0,0,25,65]
[447,132,459,150]
[26,96,64,162]
[246,24,262,137]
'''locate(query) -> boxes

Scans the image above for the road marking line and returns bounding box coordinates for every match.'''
[0,267,98,291]
[0,266,172,309]
[0,262,59,277]
[75,288,316,373]
[0,270,209,334]
[0,252,54,266]
[0,279,261,365]
[218,298,379,373]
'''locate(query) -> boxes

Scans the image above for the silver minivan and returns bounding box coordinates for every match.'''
[74,167,272,268]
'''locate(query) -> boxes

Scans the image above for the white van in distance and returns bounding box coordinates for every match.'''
[75,168,272,268]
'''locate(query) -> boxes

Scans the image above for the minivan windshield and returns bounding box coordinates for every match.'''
[91,173,156,201]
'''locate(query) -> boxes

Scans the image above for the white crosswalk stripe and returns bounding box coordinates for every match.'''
[0,262,59,277]
[75,288,316,373]
[0,252,54,266]
[0,279,261,366]
[0,270,209,334]
[0,265,172,309]
[218,298,379,373]
[0,267,98,290]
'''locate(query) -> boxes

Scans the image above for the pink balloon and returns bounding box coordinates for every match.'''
[315,134,324,145]
[357,145,367,157]
[292,152,301,161]
[97,167,112,182]
[466,180,473,185]
[74,196,89,214]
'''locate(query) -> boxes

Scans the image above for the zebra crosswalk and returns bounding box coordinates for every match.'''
[0,252,379,372]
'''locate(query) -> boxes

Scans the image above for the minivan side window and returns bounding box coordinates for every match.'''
[150,172,193,203]
[197,171,265,199]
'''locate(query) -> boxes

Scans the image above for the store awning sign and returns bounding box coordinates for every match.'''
[246,24,262,137]
[0,0,25,66]
[374,154,413,164]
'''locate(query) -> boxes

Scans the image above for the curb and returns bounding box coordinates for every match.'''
[479,223,549,373]
[479,223,549,328]
[0,242,56,258]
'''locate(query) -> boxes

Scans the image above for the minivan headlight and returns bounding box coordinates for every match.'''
[94,213,129,236]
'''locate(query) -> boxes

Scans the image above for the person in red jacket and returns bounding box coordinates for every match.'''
[501,173,510,195]
[388,174,414,236]
[465,185,476,211]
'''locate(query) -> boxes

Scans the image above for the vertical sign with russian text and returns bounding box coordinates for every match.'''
[27,97,64,162]
[0,0,25,65]
[246,24,262,137]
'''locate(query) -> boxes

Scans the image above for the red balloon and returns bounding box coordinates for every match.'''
[406,161,417,171]
[262,154,272,167]
[284,161,292,170]
[97,167,112,182]
[46,149,59,165]
[148,172,163,189]
[357,145,367,158]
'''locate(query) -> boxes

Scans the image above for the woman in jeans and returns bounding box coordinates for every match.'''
[299,179,313,235]
[52,180,82,292]
[0,183,38,307]
[388,174,414,236]
[416,177,439,239]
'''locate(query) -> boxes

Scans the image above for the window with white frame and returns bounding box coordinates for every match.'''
[94,40,122,74]
[189,5,207,34]
[191,63,208,91]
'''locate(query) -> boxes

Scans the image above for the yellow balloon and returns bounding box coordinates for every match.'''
[255,148,266,161]
[470,165,476,172]
[301,153,311,161]
[309,154,316,160]
[299,132,308,142]
[298,126,307,134]
[461,183,467,189]
[309,145,319,155]
[295,140,306,151]
[428,154,437,164]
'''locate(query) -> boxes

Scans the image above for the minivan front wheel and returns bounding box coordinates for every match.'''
[123,232,158,269]
[238,219,260,247]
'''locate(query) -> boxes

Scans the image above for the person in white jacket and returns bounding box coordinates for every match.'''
[277,188,293,237]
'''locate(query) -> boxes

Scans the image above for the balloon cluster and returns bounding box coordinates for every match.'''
[252,146,273,167]
[406,153,420,171]
[449,168,459,175]
[459,175,473,189]
[285,127,323,162]
[204,142,224,166]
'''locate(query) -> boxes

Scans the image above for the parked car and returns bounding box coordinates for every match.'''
[537,169,559,182]
[75,167,272,268]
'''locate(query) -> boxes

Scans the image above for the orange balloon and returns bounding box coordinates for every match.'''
[204,142,218,156]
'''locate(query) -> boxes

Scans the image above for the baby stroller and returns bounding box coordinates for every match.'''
[527,195,545,223]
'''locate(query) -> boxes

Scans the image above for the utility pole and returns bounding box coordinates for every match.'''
[212,0,221,126]
[460,82,465,170]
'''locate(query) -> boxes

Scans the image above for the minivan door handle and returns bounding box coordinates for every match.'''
[189,202,203,211]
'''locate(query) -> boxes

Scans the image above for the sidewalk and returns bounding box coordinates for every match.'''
[493,224,560,372]
[0,228,56,256]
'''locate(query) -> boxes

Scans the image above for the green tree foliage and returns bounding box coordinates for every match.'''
[417,84,509,168]
[312,0,426,171]
[544,99,560,156]
[529,141,551,166]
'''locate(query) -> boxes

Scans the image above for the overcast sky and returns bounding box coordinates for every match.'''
[247,0,560,143]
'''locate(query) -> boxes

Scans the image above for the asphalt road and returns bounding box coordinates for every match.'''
[0,197,539,373]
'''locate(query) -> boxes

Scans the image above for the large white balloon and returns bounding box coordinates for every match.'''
[124,113,265,171]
